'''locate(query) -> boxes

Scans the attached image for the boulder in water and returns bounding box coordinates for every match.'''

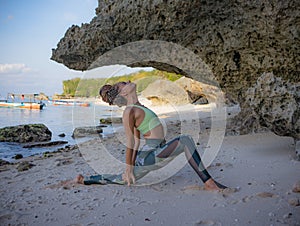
[0,124,52,143]
[100,117,122,124]
[72,126,104,138]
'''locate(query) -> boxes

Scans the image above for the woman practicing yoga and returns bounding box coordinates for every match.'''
[76,81,226,191]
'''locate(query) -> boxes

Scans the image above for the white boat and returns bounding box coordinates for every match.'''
[0,93,44,110]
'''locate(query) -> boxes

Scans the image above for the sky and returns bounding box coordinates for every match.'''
[0,0,150,98]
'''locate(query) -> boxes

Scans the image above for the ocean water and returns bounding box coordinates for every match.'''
[0,100,233,162]
[0,102,122,161]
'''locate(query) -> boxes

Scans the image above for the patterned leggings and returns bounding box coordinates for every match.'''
[83,135,211,185]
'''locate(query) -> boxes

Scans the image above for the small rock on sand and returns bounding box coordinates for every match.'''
[288,198,300,207]
[16,161,35,171]
[292,181,300,193]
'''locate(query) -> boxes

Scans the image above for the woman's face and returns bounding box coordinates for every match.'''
[113,95,127,107]
[116,81,136,95]
[112,81,136,106]
[100,81,136,106]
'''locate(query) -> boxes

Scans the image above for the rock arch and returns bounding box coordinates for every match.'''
[51,0,300,158]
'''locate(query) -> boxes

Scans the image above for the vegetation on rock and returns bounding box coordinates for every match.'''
[62,69,182,97]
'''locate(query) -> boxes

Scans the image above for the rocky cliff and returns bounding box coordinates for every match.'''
[51,0,300,156]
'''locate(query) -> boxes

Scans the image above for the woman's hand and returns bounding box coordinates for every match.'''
[122,165,135,186]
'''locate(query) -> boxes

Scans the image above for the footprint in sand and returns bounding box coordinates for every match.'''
[54,158,74,166]
[220,187,239,197]
[181,184,239,196]
[181,184,205,192]
[194,220,221,226]
[43,179,81,190]
[256,192,277,198]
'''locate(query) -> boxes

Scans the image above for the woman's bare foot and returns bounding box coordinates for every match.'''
[75,174,85,184]
[204,178,227,191]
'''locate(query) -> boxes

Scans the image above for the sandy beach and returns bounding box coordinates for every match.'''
[0,105,299,226]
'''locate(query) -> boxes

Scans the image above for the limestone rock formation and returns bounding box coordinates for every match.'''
[141,79,189,105]
[235,73,299,138]
[174,77,217,104]
[232,72,300,159]
[296,141,300,160]
[52,1,299,85]
[0,124,52,143]
[51,0,300,155]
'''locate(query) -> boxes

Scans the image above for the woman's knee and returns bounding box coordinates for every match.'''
[179,135,195,145]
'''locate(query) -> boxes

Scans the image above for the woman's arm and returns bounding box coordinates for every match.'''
[122,107,136,185]
[132,128,140,164]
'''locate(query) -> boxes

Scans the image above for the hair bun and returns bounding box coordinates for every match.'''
[106,87,119,105]
[99,84,120,105]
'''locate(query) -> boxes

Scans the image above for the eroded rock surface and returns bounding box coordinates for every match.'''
[174,77,218,104]
[52,1,299,87]
[142,79,189,105]
[235,73,300,138]
[231,72,300,158]
[51,0,300,150]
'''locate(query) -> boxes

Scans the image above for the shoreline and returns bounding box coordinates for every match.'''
[0,102,237,162]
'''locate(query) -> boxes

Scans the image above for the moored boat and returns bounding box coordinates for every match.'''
[50,100,90,107]
[0,93,44,110]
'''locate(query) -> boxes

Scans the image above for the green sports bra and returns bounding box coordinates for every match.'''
[131,105,161,135]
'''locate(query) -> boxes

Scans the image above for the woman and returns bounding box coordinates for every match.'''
[77,81,226,191]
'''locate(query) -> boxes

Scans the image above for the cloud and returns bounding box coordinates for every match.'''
[0,64,31,74]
